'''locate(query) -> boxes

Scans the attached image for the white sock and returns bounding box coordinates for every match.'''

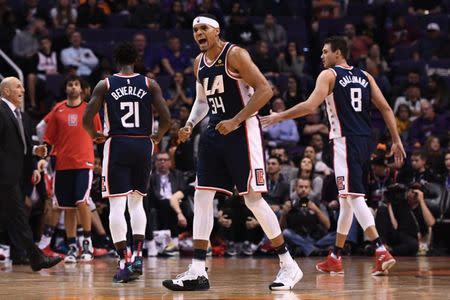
[191,259,206,273]
[278,251,294,265]
[119,259,126,269]
[172,237,179,246]
[38,235,51,249]
[331,252,338,259]
[376,245,386,252]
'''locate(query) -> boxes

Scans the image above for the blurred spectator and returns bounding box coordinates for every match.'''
[130,0,162,29]
[132,32,160,76]
[424,136,446,178]
[27,36,60,114]
[395,103,412,138]
[60,31,99,76]
[393,84,425,121]
[445,150,450,189]
[271,146,297,183]
[195,0,224,26]
[0,0,11,27]
[300,107,329,146]
[264,98,299,148]
[418,22,447,60]
[398,150,439,184]
[0,9,16,56]
[265,156,290,213]
[375,183,435,255]
[310,133,326,163]
[280,178,331,257]
[367,154,398,209]
[344,23,372,63]
[364,59,391,101]
[289,156,324,204]
[53,22,76,52]
[362,43,389,75]
[88,56,113,86]
[148,151,190,256]
[14,0,48,29]
[77,0,107,29]
[282,75,304,109]
[50,0,77,29]
[12,18,48,74]
[426,74,450,113]
[255,13,287,52]
[409,100,448,149]
[312,0,341,19]
[252,40,279,77]
[277,42,305,79]
[303,145,331,177]
[408,0,443,15]
[164,0,191,29]
[217,193,263,256]
[225,8,260,47]
[165,72,194,118]
[359,12,383,46]
[160,36,193,76]
[387,15,419,49]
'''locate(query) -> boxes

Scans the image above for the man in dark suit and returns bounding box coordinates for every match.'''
[0,77,62,271]
[147,151,191,255]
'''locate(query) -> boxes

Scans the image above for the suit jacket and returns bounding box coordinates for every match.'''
[148,169,187,205]
[0,100,35,185]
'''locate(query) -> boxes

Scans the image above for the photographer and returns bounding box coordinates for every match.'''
[280,178,331,256]
[375,183,435,256]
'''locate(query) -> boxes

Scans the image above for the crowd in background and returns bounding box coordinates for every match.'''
[0,0,449,259]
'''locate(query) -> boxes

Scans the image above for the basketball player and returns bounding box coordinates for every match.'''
[162,14,302,291]
[83,42,171,283]
[43,75,102,263]
[261,36,406,275]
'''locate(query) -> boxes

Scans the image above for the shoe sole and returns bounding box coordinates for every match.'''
[162,280,210,291]
[316,265,344,275]
[269,268,304,291]
[372,258,396,276]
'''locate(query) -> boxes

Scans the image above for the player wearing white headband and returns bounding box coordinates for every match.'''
[163,13,303,292]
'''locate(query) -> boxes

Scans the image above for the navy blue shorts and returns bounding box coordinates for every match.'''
[331,136,372,196]
[197,117,267,196]
[102,136,153,198]
[53,169,92,209]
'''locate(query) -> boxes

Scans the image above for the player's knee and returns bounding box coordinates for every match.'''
[243,191,262,209]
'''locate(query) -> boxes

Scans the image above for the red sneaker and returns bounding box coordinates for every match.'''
[93,247,109,257]
[42,245,65,258]
[316,253,344,274]
[372,250,396,276]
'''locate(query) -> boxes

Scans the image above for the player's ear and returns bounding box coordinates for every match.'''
[215,28,220,37]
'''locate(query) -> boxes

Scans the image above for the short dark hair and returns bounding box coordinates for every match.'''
[113,42,138,66]
[64,74,81,87]
[411,150,426,160]
[268,156,282,165]
[324,36,348,58]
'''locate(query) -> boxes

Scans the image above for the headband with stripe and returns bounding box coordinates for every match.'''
[192,16,220,29]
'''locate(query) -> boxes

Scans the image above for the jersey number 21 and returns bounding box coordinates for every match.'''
[120,102,140,128]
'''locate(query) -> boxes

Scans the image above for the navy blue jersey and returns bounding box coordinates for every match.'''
[197,42,254,128]
[325,65,372,139]
[104,74,153,136]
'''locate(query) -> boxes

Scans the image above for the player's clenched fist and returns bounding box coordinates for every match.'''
[178,124,193,143]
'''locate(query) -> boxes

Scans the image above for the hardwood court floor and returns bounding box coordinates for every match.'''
[0,256,449,299]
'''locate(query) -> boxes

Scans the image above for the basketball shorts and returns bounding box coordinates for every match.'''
[331,136,372,197]
[102,136,153,198]
[196,116,267,196]
[53,169,93,209]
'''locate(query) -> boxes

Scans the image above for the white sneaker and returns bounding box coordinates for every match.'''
[79,238,94,262]
[269,261,303,290]
[145,240,158,257]
[64,245,78,263]
[162,265,209,291]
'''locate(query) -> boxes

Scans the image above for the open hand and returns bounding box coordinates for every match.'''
[260,110,281,128]
[389,141,406,168]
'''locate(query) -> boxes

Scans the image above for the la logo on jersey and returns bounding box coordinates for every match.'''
[255,169,265,186]
[203,75,224,96]
[337,176,345,190]
[68,114,78,126]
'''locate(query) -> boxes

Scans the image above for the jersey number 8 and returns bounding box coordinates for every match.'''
[350,88,362,112]
[120,102,140,128]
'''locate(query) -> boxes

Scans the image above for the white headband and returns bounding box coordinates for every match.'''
[192,16,219,29]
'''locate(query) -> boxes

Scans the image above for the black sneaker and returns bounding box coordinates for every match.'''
[162,265,210,291]
[225,242,237,257]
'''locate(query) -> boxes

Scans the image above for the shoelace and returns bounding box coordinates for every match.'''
[82,240,91,254]
[175,264,197,279]
[275,263,295,283]
[68,245,77,256]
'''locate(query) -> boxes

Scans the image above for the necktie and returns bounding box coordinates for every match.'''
[14,108,27,154]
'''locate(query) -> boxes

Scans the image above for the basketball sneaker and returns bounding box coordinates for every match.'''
[131,256,143,278]
[93,247,109,257]
[42,245,65,258]
[371,250,396,276]
[316,252,344,274]
[112,262,136,283]
[64,245,78,263]
[162,265,210,291]
[269,261,303,290]
[80,239,94,262]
